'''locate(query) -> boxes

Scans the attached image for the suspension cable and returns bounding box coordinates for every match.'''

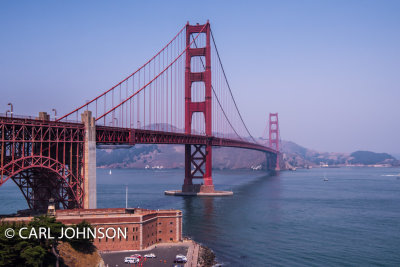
[57,25,186,122]
[97,24,207,121]
[190,35,242,140]
[210,29,257,143]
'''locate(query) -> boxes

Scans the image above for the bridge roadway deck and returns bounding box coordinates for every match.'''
[0,116,277,155]
[97,126,277,154]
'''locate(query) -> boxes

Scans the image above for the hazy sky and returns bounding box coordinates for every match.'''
[1,0,399,154]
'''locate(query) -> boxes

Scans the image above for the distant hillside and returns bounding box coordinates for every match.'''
[96,140,400,170]
[97,144,267,170]
[281,141,308,157]
[280,141,350,167]
[349,151,395,165]
[280,142,399,168]
[97,145,160,167]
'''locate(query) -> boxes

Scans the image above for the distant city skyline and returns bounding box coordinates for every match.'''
[1,0,399,154]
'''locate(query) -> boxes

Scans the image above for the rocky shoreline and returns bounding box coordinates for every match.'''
[182,237,219,267]
[198,244,218,266]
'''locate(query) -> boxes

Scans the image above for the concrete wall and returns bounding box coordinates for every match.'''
[81,111,97,209]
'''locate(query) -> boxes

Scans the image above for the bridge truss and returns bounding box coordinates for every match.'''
[0,22,279,211]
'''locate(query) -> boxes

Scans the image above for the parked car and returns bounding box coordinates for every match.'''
[124,257,139,264]
[174,254,187,263]
[144,253,156,258]
[130,254,142,259]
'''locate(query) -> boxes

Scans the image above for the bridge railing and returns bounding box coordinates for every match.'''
[0,113,37,120]
[0,113,82,125]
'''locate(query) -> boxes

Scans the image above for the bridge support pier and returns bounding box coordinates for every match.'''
[182,143,214,193]
[265,152,280,173]
[165,142,232,196]
[82,111,97,209]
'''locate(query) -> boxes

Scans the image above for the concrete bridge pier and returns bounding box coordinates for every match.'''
[264,152,280,174]
[81,111,97,209]
[182,142,215,194]
[165,142,233,196]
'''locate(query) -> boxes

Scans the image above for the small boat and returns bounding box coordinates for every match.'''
[323,173,328,181]
[109,169,112,175]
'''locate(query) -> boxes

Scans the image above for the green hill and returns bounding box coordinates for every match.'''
[349,151,395,165]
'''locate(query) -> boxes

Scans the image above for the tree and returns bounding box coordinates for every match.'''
[1,216,66,266]
[1,215,96,266]
[20,245,46,267]
[68,220,95,253]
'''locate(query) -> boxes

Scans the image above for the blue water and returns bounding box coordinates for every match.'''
[1,167,400,266]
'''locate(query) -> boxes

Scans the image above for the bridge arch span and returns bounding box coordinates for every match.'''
[0,155,83,211]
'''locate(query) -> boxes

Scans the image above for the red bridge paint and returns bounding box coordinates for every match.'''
[0,116,85,211]
[0,22,279,211]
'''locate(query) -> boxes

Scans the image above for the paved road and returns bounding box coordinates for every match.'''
[101,245,189,267]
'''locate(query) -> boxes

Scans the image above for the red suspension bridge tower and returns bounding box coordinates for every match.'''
[183,22,214,193]
[269,113,280,171]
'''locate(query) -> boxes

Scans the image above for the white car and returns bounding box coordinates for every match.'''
[124,257,139,264]
[144,253,156,258]
[175,254,187,263]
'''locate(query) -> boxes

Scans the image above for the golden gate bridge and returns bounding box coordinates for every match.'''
[0,22,280,212]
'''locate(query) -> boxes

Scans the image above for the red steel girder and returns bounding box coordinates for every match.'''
[96,126,277,154]
[0,116,85,210]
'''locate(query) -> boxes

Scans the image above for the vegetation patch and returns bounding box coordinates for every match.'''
[58,241,102,267]
[0,216,101,267]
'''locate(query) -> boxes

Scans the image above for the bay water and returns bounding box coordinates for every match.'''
[1,167,400,266]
